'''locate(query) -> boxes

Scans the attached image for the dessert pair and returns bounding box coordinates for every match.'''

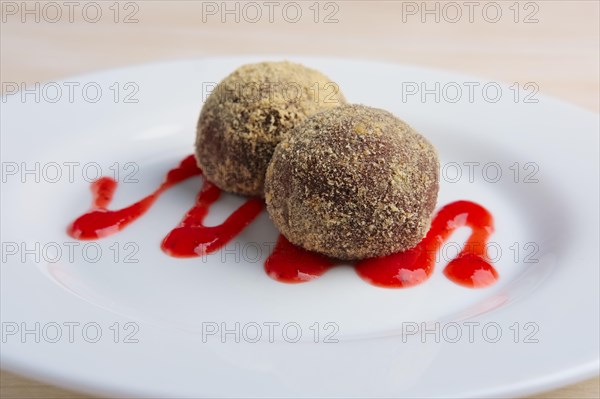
[195,61,439,260]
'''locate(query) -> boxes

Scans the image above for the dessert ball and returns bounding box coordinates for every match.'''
[195,61,346,197]
[265,104,439,260]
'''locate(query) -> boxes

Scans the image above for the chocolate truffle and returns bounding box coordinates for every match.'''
[195,61,346,197]
[265,104,439,260]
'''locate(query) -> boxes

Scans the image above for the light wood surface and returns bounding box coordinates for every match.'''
[1,1,598,398]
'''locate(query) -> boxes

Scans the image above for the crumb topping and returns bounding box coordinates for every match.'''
[195,61,346,196]
[265,104,439,260]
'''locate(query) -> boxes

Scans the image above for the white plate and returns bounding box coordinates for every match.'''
[1,56,598,398]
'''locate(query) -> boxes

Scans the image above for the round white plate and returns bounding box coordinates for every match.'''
[1,56,598,398]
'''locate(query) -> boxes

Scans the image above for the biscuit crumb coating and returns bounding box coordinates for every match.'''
[265,104,440,260]
[195,61,346,197]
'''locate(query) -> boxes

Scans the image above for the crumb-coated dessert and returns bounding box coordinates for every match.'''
[265,104,439,260]
[195,61,346,197]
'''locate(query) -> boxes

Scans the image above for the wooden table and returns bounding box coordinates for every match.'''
[1,1,598,397]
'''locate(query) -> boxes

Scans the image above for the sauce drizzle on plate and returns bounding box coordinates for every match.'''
[68,155,497,288]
